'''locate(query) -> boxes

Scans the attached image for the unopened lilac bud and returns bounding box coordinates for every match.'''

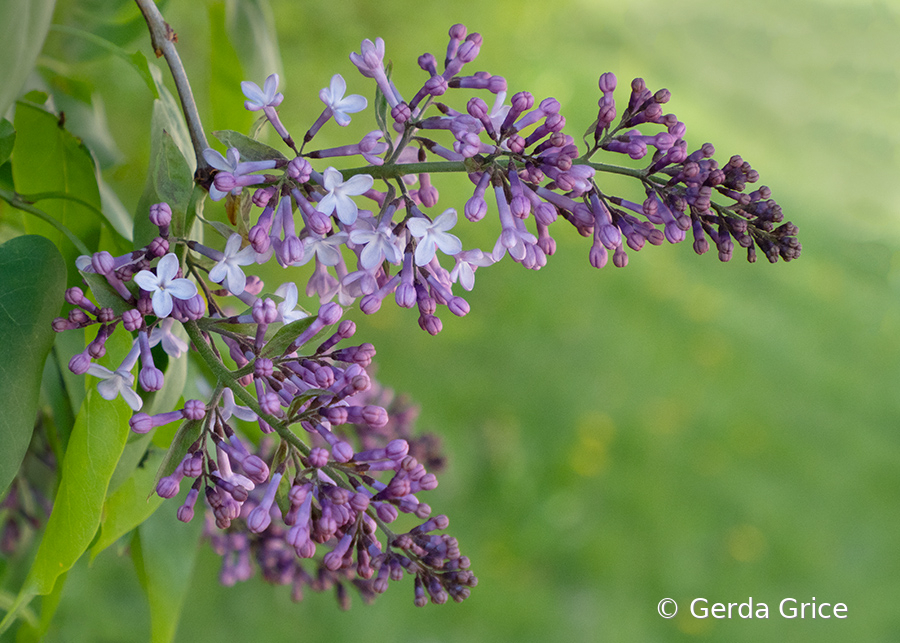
[177,488,199,522]
[318,302,342,325]
[91,251,115,275]
[598,72,617,94]
[252,186,276,207]
[364,405,389,428]
[419,313,442,335]
[254,357,274,379]
[139,366,164,392]
[395,283,416,308]
[68,308,89,325]
[447,296,470,317]
[122,309,142,331]
[68,352,92,375]
[391,103,411,123]
[287,157,312,182]
[156,474,182,499]
[248,225,270,253]
[148,237,169,258]
[308,447,329,468]
[149,202,172,228]
[129,413,154,434]
[252,298,278,325]
[183,452,204,478]
[332,441,354,463]
[180,294,206,320]
[183,399,206,421]
[376,503,398,523]
[53,317,75,332]
[260,392,282,416]
[241,455,270,484]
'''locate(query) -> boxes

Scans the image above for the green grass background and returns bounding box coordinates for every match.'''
[24,0,900,641]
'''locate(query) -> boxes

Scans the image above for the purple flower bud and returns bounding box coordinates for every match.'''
[332,441,354,463]
[149,202,172,227]
[91,251,115,275]
[183,399,206,421]
[139,366,164,392]
[68,351,92,374]
[177,487,199,522]
[52,317,76,332]
[183,452,204,478]
[129,413,154,434]
[309,447,329,468]
[241,455,269,484]
[122,308,143,331]
[156,476,181,499]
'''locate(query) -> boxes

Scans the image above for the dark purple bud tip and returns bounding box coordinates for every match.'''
[98,307,116,323]
[332,441,354,463]
[598,72,617,94]
[122,309,143,332]
[65,287,84,306]
[149,237,169,258]
[392,103,412,123]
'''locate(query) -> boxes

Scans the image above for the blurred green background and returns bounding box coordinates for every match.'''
[5,0,900,641]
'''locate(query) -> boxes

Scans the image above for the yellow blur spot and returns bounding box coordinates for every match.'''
[727,524,767,562]
[569,411,615,477]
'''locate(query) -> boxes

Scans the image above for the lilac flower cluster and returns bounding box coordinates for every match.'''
[53,198,473,606]
[197,24,799,335]
[48,21,800,610]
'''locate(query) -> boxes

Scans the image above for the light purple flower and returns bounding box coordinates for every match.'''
[450,249,495,291]
[241,73,284,110]
[349,218,403,270]
[316,167,374,225]
[209,234,258,295]
[406,209,463,266]
[300,230,349,267]
[319,74,367,126]
[220,387,257,422]
[86,342,142,411]
[133,253,198,318]
[274,282,309,324]
[149,317,188,358]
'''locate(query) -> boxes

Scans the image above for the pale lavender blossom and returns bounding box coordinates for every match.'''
[315,168,374,225]
[406,209,463,266]
[349,218,403,270]
[86,341,143,411]
[450,249,495,291]
[133,253,198,319]
[209,234,258,295]
[300,230,349,267]
[319,74,367,126]
[274,282,309,324]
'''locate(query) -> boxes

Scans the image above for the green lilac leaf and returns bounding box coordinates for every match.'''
[0,235,65,497]
[132,490,203,643]
[90,445,164,560]
[11,101,104,283]
[0,118,15,166]
[0,0,56,118]
[260,316,317,358]
[213,129,286,162]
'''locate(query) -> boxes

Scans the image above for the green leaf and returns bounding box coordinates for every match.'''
[134,70,195,249]
[0,236,66,497]
[79,271,135,315]
[224,0,283,88]
[11,101,104,280]
[213,129,286,162]
[90,445,164,560]
[0,0,56,118]
[0,118,14,166]
[261,316,317,358]
[0,387,130,634]
[132,491,203,643]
